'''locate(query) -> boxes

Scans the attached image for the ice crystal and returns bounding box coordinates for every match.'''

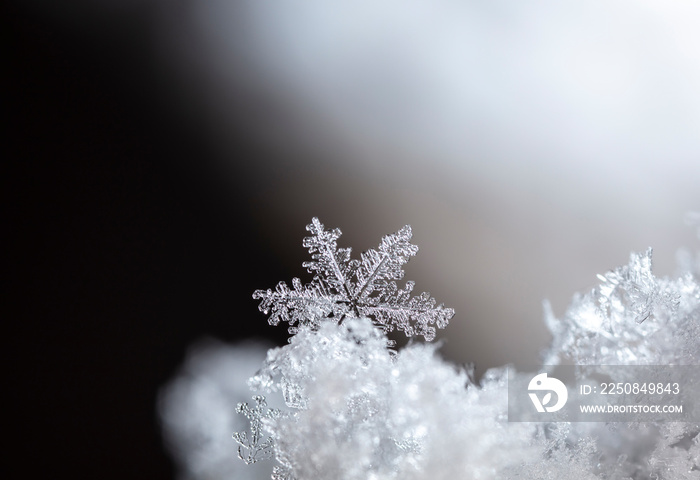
[233,395,279,465]
[253,218,454,341]
[596,248,679,325]
[544,247,700,367]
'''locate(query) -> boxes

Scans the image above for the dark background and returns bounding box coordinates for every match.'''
[8,3,288,478]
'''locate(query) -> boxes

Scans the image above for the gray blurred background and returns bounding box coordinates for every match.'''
[156,0,700,369]
[9,1,699,479]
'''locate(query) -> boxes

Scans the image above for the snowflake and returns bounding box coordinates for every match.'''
[233,395,279,465]
[253,218,454,341]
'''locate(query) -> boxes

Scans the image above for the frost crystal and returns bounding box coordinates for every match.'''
[253,218,454,341]
[233,395,279,465]
[544,246,700,366]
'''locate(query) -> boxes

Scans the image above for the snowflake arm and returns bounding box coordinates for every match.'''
[252,278,348,333]
[358,281,454,341]
[302,217,356,298]
[352,225,418,304]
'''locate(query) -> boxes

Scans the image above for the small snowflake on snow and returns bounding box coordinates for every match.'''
[232,395,279,465]
[253,217,454,341]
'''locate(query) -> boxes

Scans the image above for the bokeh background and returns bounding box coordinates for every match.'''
[9,1,699,479]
